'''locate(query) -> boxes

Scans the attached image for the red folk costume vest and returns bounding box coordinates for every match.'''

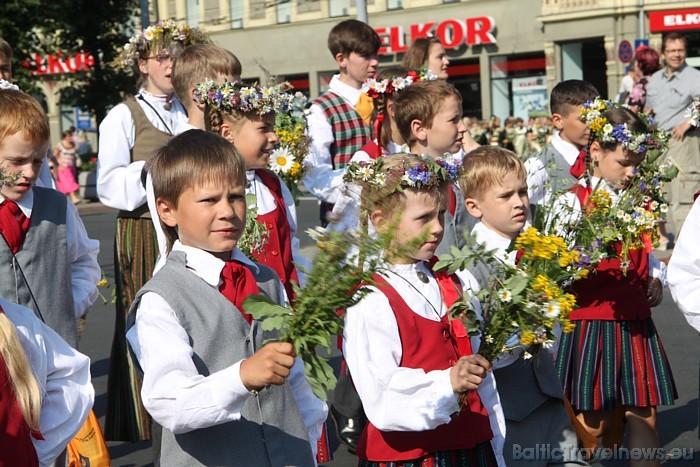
[0,307,39,467]
[357,269,493,462]
[569,185,650,321]
[251,170,300,299]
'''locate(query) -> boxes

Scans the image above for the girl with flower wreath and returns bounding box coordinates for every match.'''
[343,153,506,467]
[552,100,676,466]
[97,19,209,442]
[192,79,310,301]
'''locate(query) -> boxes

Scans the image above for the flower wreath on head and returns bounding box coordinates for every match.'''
[193,79,294,116]
[686,97,700,128]
[344,154,461,193]
[0,80,19,91]
[360,67,438,139]
[117,18,210,68]
[580,97,669,154]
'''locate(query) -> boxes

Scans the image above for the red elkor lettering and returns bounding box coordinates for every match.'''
[389,26,408,53]
[376,27,390,55]
[410,22,435,41]
[466,16,496,45]
[435,19,465,48]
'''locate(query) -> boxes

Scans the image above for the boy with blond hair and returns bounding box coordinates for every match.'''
[304,19,381,227]
[393,79,476,255]
[127,130,326,466]
[171,43,242,132]
[460,146,584,467]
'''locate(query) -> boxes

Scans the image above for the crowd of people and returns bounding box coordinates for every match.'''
[1,16,700,467]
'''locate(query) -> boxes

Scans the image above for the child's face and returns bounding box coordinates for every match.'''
[337,51,378,88]
[591,142,644,190]
[422,96,466,156]
[0,53,11,81]
[466,171,529,240]
[0,132,47,201]
[427,42,449,80]
[231,113,278,170]
[552,105,590,148]
[374,189,446,264]
[159,180,247,260]
[139,46,181,96]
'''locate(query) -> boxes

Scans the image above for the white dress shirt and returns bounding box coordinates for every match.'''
[126,242,327,456]
[96,91,187,211]
[303,75,363,204]
[1,190,100,318]
[524,132,580,207]
[668,196,700,332]
[552,176,667,284]
[343,261,506,466]
[2,297,94,467]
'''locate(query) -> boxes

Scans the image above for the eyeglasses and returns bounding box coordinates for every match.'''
[665,49,686,54]
[147,51,181,63]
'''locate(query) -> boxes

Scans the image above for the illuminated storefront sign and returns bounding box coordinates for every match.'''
[649,8,700,32]
[24,52,95,76]
[376,16,497,55]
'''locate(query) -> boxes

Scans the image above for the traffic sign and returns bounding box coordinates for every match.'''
[618,40,633,63]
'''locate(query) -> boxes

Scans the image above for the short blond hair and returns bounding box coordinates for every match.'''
[172,44,242,110]
[150,129,246,253]
[459,146,525,200]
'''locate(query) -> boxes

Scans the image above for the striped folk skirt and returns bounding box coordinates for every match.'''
[556,318,677,412]
[358,442,498,467]
[105,217,158,441]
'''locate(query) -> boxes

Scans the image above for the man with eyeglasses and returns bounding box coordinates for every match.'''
[646,32,700,236]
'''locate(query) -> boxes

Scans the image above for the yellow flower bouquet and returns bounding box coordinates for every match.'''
[434,227,589,362]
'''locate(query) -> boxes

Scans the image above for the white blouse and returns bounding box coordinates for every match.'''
[2,297,94,466]
[343,261,506,466]
[668,196,700,332]
[126,242,327,457]
[96,91,187,211]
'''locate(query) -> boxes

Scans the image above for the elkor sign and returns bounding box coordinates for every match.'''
[649,8,700,32]
[24,52,95,76]
[375,16,496,55]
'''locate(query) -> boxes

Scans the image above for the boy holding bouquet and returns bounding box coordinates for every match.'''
[460,146,584,466]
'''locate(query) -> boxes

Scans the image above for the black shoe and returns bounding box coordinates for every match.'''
[330,405,365,453]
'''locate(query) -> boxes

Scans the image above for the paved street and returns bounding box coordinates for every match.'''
[77,200,698,466]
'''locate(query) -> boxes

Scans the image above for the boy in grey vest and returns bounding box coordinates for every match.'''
[461,146,587,467]
[525,80,599,219]
[126,130,326,467]
[0,87,99,349]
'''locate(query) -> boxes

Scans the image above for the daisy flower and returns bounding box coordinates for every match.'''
[269,147,295,173]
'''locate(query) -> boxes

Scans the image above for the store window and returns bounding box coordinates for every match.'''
[560,38,606,98]
[317,71,336,95]
[490,53,546,121]
[278,73,310,97]
[446,59,482,119]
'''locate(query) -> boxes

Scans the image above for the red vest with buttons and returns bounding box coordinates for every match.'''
[251,170,300,299]
[569,185,650,321]
[0,316,39,466]
[357,270,493,462]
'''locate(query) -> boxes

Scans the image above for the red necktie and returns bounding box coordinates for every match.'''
[0,200,30,254]
[448,185,457,217]
[569,148,587,179]
[219,260,261,324]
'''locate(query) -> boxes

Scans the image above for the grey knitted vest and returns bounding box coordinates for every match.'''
[127,251,314,467]
[539,145,579,200]
[0,187,76,347]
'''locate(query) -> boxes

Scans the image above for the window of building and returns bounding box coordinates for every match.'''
[249,0,266,20]
[560,38,606,97]
[277,73,310,97]
[490,52,546,121]
[297,0,322,14]
[204,0,219,24]
[446,59,482,118]
[276,0,292,23]
[330,0,351,17]
[229,0,244,28]
[185,0,199,27]
[387,0,403,10]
